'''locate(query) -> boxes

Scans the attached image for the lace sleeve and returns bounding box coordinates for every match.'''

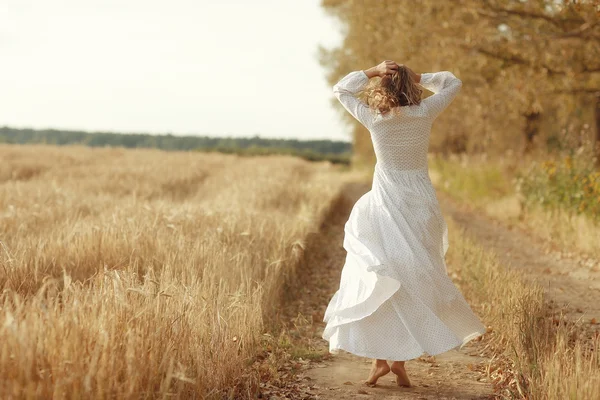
[419,71,462,118]
[333,70,374,129]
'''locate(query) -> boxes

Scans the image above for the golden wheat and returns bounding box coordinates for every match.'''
[446,218,600,399]
[0,144,347,398]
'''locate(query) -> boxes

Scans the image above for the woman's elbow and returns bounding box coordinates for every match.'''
[332,84,345,100]
[332,83,341,95]
[449,73,462,90]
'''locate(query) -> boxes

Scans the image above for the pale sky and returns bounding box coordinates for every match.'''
[1,0,350,141]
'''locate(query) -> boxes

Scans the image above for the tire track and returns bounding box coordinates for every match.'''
[436,191,600,328]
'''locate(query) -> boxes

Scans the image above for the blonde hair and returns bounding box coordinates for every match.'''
[365,65,423,116]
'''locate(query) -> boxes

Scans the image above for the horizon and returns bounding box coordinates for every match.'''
[0,125,352,143]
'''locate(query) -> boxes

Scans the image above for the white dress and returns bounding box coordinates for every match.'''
[322,70,486,361]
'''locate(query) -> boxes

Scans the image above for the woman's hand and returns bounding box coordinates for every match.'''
[364,60,398,78]
[364,61,421,83]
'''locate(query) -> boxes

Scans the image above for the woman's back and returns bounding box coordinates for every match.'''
[370,105,434,170]
[333,70,462,171]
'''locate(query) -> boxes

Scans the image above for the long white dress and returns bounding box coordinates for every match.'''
[322,70,486,361]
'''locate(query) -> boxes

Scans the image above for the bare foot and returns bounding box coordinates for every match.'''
[365,359,390,387]
[390,361,412,387]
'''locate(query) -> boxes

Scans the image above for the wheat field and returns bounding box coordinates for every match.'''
[0,144,348,398]
[446,218,600,399]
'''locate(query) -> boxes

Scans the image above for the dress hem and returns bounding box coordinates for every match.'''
[322,272,401,338]
[326,328,487,361]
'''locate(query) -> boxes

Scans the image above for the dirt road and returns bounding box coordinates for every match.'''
[437,191,600,327]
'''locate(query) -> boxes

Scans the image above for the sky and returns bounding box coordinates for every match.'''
[1,0,350,141]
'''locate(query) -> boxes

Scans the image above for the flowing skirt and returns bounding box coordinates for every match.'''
[322,164,486,360]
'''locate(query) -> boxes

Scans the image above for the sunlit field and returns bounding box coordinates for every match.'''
[448,219,600,399]
[0,144,348,398]
[430,151,600,398]
[350,151,600,399]
[446,217,600,399]
[429,152,600,259]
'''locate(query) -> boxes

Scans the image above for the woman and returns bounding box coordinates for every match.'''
[322,60,486,387]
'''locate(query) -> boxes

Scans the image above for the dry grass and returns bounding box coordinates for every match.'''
[430,152,600,259]
[513,204,600,259]
[446,217,600,399]
[0,144,348,398]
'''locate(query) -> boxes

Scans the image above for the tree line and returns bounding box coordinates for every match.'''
[0,126,352,164]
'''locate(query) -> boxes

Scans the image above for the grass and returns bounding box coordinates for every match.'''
[429,153,514,205]
[429,152,600,259]
[0,144,348,398]
[446,217,600,399]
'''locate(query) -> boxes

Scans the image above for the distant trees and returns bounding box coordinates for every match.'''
[0,127,352,164]
[319,0,600,162]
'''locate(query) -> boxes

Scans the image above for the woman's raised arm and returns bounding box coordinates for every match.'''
[419,71,462,118]
[332,70,374,129]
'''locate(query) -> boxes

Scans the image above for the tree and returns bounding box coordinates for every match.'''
[319,0,600,161]
[467,0,600,155]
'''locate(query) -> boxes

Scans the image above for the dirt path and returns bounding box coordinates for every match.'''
[436,191,600,327]
[283,181,492,400]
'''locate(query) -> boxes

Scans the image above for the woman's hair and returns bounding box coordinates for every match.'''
[364,65,423,116]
